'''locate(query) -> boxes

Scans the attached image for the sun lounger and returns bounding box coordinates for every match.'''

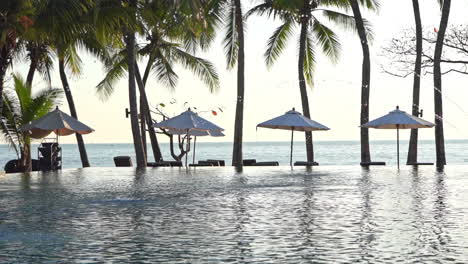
[114,156,132,167]
[148,161,183,167]
[360,161,386,166]
[206,160,225,166]
[189,163,214,167]
[294,161,319,166]
[406,162,434,165]
[243,159,257,166]
[251,161,279,166]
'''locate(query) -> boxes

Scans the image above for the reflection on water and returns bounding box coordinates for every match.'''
[1,166,468,262]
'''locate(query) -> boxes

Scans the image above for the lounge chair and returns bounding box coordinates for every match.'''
[148,161,183,167]
[114,156,133,167]
[360,161,386,166]
[294,161,319,166]
[189,163,214,167]
[251,161,279,166]
[406,162,434,166]
[243,159,257,166]
[206,160,225,166]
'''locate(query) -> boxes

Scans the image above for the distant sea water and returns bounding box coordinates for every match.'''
[1,140,467,169]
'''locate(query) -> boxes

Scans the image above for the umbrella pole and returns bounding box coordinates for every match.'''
[397,125,400,169]
[193,136,197,165]
[290,128,294,167]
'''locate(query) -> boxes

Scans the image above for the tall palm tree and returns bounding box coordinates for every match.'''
[249,0,368,162]
[0,0,33,113]
[225,0,246,168]
[433,0,451,168]
[348,0,378,165]
[1,74,62,172]
[407,0,422,164]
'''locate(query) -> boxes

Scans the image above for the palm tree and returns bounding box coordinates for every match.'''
[96,1,220,163]
[248,0,368,162]
[348,0,378,165]
[433,0,451,168]
[1,74,62,172]
[407,0,422,164]
[0,0,33,113]
[225,0,246,168]
[126,0,146,167]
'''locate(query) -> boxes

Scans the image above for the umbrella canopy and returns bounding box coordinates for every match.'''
[257,109,329,131]
[362,107,434,129]
[257,108,330,166]
[361,106,435,168]
[21,106,94,138]
[166,128,225,137]
[154,108,224,132]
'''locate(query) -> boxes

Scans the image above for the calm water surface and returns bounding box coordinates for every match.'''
[1,166,468,263]
[1,140,468,168]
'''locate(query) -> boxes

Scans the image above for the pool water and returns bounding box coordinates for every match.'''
[1,166,468,262]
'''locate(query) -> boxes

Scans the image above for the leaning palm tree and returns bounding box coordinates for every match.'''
[30,0,94,168]
[1,74,62,172]
[248,0,369,162]
[433,0,451,168]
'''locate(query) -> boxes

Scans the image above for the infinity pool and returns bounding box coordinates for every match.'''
[1,166,468,263]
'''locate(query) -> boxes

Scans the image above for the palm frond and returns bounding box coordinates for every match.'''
[319,9,374,41]
[311,18,341,63]
[172,47,220,93]
[223,1,239,69]
[303,32,316,87]
[96,55,128,101]
[152,54,178,90]
[265,19,294,68]
[358,0,380,11]
[63,45,83,76]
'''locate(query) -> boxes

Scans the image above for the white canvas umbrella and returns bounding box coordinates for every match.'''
[21,106,94,139]
[154,108,224,166]
[257,108,330,166]
[361,106,434,168]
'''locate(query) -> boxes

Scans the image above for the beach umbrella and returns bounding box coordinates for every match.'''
[154,108,224,166]
[257,108,330,166]
[21,106,94,139]
[361,106,434,168]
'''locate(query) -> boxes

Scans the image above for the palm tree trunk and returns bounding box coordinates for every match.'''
[58,58,90,167]
[407,0,423,164]
[433,0,451,168]
[231,0,245,168]
[135,63,163,162]
[140,96,147,158]
[26,57,37,87]
[350,0,371,164]
[126,0,146,168]
[0,47,9,114]
[298,17,314,162]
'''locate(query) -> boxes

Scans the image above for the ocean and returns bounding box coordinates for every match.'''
[1,140,467,169]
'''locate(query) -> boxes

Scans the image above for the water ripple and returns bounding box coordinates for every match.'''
[1,166,468,262]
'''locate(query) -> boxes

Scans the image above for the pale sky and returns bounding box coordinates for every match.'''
[10,0,468,144]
